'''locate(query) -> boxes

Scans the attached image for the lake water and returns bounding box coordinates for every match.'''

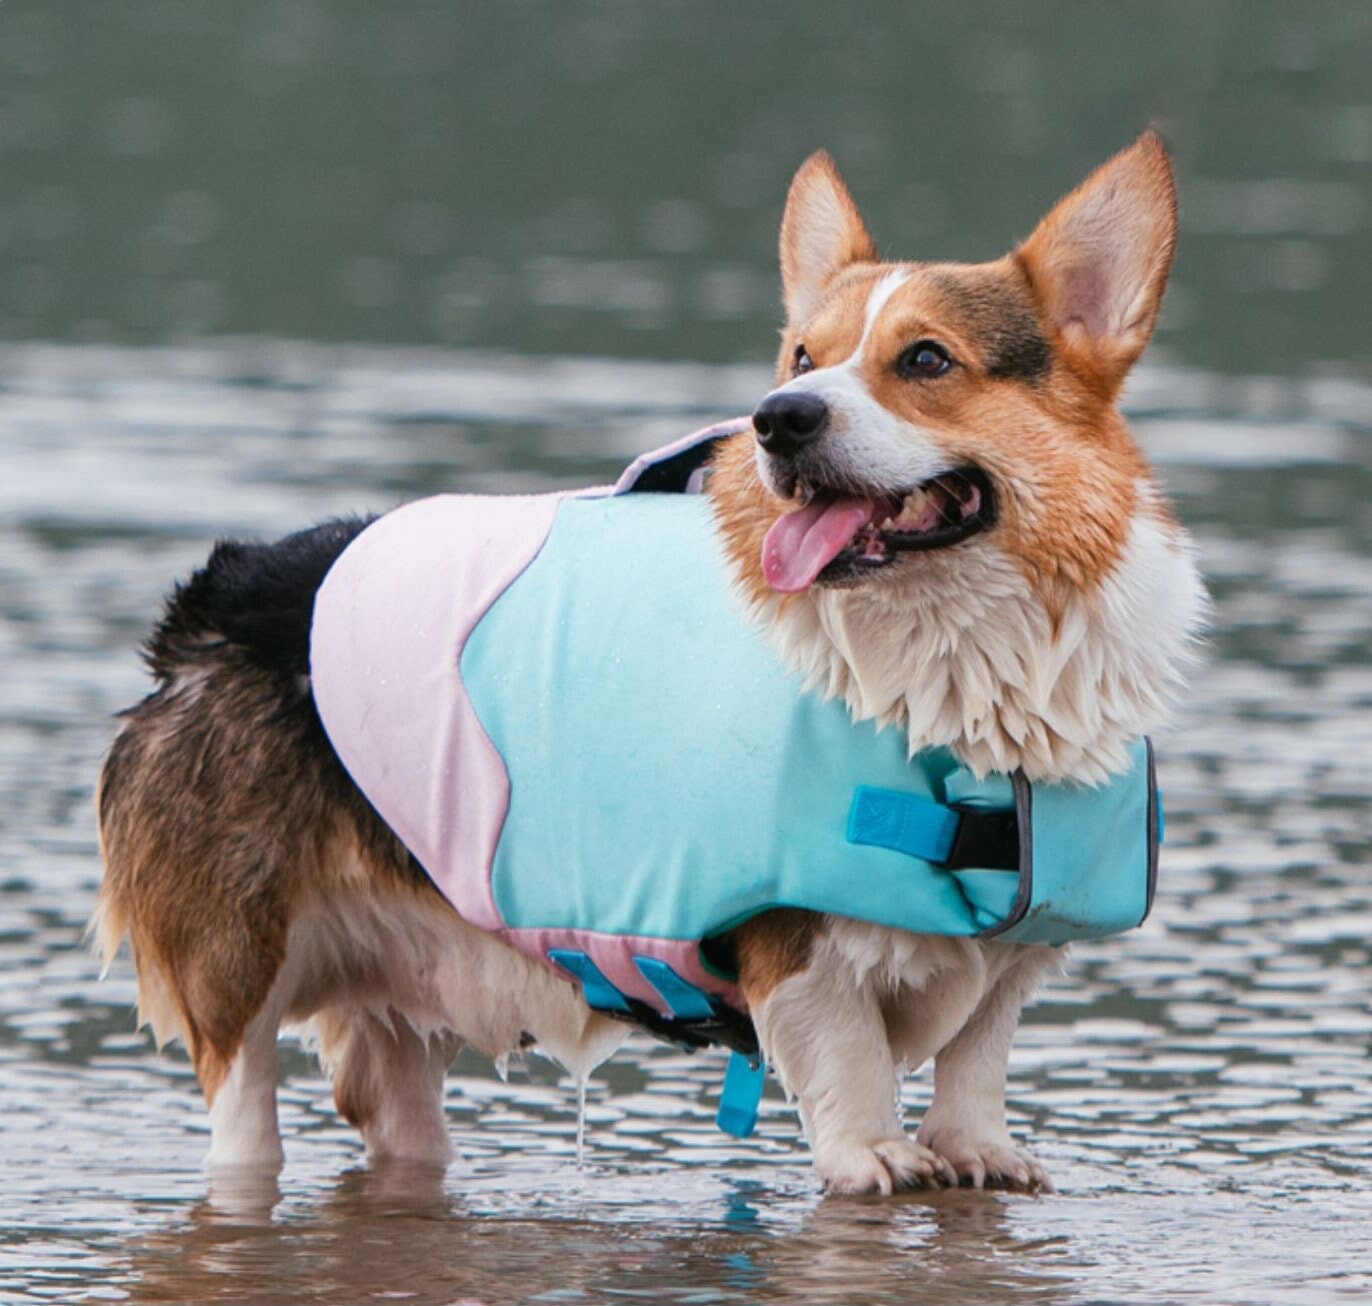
[0,341,1369,1305]
[3,2,1372,1301]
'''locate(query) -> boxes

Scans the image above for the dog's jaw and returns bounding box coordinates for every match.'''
[746,489,1205,784]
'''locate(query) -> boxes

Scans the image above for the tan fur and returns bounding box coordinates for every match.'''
[708,431,794,613]
[730,909,819,1005]
[321,1007,461,1144]
[1015,130,1178,394]
[95,656,423,1104]
[779,151,878,324]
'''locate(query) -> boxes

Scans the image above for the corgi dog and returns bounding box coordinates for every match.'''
[94,133,1204,1195]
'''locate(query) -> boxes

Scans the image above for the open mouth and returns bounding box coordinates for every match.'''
[760,467,995,594]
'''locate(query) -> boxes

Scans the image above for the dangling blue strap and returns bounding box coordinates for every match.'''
[716,1052,766,1138]
[847,786,961,863]
[547,949,631,1013]
[632,957,716,1020]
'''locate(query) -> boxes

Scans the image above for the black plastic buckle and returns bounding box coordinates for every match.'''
[605,994,760,1060]
[943,804,1020,871]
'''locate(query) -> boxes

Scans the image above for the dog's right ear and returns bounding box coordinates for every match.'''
[779,152,878,327]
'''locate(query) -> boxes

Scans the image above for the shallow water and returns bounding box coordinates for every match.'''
[0,342,1370,1304]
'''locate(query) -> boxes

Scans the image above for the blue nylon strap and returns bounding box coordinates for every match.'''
[547,949,631,1014]
[632,957,716,1020]
[716,1051,767,1138]
[552,954,763,1137]
[846,786,961,864]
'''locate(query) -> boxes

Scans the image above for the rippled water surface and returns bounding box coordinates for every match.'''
[0,342,1369,1304]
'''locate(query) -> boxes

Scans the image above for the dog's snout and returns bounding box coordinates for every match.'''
[752,391,828,457]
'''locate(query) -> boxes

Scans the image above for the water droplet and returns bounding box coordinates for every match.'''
[575,1076,588,1168]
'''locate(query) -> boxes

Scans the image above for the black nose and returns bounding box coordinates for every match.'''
[752,391,828,457]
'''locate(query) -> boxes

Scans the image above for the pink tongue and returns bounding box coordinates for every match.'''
[761,496,880,593]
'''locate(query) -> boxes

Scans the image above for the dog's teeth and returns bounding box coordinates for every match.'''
[887,487,936,532]
[856,524,887,559]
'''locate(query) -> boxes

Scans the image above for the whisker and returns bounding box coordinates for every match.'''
[933,485,962,528]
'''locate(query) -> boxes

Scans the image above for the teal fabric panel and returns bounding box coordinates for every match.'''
[994,738,1153,944]
[944,768,1015,809]
[461,494,1018,944]
[949,870,1022,932]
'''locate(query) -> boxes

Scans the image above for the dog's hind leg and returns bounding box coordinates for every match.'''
[96,693,301,1172]
[317,1007,460,1167]
[206,994,288,1171]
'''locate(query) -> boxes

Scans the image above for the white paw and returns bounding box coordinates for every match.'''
[817,1137,956,1196]
[916,1128,1054,1193]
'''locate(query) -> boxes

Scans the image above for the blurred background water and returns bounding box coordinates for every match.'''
[1,3,1370,1304]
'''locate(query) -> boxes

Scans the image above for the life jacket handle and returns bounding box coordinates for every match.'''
[847,787,1020,870]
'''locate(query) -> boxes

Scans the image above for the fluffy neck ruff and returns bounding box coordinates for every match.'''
[752,494,1206,785]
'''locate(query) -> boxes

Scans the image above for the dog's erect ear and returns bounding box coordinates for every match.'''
[1016,132,1177,384]
[779,151,878,326]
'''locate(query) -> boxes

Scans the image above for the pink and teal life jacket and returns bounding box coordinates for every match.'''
[310,422,1160,1134]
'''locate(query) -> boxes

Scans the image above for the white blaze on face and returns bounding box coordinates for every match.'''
[757,268,952,503]
[849,269,911,362]
[758,269,974,593]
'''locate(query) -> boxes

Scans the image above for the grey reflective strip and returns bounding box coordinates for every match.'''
[973,770,1034,941]
[1142,737,1159,926]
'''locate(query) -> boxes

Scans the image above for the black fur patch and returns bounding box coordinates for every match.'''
[927,270,1051,383]
[147,517,374,684]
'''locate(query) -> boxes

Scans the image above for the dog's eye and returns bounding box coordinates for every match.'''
[792,344,813,376]
[897,341,953,379]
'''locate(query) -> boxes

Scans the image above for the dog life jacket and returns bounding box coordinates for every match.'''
[311,420,1161,1136]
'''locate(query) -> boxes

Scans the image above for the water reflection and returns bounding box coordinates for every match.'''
[120,1166,1083,1306]
[0,343,1370,1303]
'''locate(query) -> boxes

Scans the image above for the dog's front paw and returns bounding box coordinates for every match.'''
[817,1137,956,1196]
[916,1128,1053,1193]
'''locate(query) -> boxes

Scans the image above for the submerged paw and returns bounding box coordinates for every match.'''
[819,1138,956,1196]
[918,1133,1054,1193]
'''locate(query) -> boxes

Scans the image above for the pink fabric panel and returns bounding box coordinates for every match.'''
[310,492,561,931]
[501,926,745,1014]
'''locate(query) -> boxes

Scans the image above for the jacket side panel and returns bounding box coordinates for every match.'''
[310,492,562,930]
[461,494,1016,1011]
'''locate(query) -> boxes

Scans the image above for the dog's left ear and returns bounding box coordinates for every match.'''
[779,151,878,326]
[1016,132,1177,386]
